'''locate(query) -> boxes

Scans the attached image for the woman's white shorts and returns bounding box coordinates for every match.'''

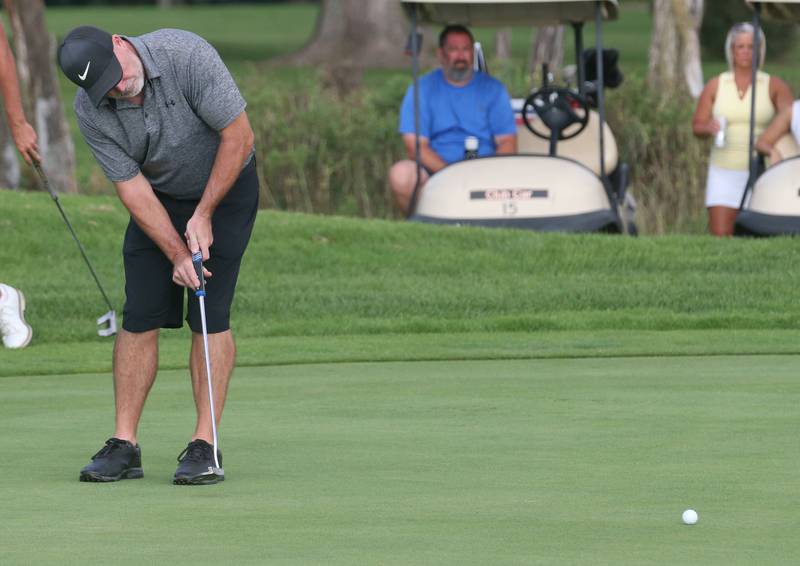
[705,165,749,208]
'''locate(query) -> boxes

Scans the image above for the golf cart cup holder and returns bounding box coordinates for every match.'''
[521,87,590,152]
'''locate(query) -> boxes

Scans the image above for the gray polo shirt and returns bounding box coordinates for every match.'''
[74,29,254,200]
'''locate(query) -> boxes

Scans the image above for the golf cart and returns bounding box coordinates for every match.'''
[735,0,800,235]
[401,0,635,234]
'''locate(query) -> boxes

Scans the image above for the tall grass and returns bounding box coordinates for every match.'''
[56,67,716,234]
[245,71,408,219]
[243,70,712,235]
[607,77,709,235]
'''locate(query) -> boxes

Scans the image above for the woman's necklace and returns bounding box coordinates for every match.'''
[735,76,750,98]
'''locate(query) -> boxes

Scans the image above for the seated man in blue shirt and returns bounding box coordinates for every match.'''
[389,24,518,214]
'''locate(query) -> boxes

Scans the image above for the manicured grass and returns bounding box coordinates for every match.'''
[2,190,800,351]
[4,328,800,379]
[3,8,798,563]
[0,191,800,350]
[3,355,798,564]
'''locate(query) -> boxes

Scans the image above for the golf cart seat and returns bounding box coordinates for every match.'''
[515,107,619,176]
[735,155,800,235]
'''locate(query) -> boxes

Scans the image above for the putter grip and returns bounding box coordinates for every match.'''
[191,252,206,296]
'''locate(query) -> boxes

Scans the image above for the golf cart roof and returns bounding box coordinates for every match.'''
[401,0,619,26]
[748,0,800,22]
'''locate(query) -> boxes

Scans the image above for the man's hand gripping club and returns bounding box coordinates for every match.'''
[172,212,213,289]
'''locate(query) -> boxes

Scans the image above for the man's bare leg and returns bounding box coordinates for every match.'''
[112,328,160,444]
[189,329,236,443]
[389,160,429,215]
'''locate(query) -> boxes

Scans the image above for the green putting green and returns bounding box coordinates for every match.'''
[3,355,798,565]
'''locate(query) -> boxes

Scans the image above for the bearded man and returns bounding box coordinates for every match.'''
[58,26,257,485]
[388,24,518,214]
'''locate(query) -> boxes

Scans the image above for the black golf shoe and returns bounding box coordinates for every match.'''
[79,438,143,482]
[173,439,224,485]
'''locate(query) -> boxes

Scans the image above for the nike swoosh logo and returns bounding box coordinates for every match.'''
[78,61,91,81]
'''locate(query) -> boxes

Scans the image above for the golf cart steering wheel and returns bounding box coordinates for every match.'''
[521,87,590,142]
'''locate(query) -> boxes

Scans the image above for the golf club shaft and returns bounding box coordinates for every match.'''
[33,163,115,312]
[192,252,221,470]
[197,294,221,470]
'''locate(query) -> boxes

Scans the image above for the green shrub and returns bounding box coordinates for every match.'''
[56,65,711,235]
[244,71,711,235]
[245,71,408,220]
[606,77,708,234]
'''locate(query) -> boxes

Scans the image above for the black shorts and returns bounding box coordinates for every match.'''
[121,158,259,334]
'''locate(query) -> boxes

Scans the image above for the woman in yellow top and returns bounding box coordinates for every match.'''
[692,23,792,236]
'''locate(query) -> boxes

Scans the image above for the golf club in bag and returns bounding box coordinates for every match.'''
[191,251,224,478]
[33,162,117,337]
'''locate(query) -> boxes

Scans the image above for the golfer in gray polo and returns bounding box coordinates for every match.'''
[58,26,258,485]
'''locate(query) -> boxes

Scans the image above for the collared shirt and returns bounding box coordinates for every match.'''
[398,69,516,164]
[74,29,253,199]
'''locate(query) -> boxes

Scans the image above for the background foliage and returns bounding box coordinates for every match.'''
[8,2,800,234]
[700,0,798,62]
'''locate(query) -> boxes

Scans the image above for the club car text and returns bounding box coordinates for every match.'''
[470,189,549,201]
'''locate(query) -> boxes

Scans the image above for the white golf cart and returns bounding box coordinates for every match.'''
[401,0,635,234]
[735,0,800,235]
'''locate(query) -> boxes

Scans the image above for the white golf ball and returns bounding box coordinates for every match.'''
[682,509,698,525]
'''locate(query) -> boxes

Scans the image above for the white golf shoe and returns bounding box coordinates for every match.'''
[0,283,32,349]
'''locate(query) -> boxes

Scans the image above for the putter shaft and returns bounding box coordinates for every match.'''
[197,294,221,470]
[192,252,222,472]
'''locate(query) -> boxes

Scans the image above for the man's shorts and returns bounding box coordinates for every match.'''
[121,158,259,334]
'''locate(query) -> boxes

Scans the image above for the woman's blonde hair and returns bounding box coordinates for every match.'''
[725,22,766,70]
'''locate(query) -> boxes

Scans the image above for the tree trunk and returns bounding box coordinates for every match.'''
[528,26,564,82]
[4,0,76,193]
[647,0,704,98]
[281,0,411,70]
[676,0,704,98]
[648,0,679,91]
[495,28,512,61]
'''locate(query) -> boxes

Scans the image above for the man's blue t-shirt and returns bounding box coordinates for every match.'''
[398,69,517,164]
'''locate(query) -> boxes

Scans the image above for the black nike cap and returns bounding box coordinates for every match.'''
[57,26,122,107]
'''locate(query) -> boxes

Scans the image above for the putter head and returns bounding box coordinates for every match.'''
[97,310,117,337]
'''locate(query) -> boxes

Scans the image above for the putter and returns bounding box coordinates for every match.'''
[33,162,117,337]
[191,252,224,478]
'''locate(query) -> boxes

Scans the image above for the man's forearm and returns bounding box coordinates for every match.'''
[402,135,447,173]
[196,112,255,218]
[194,138,249,218]
[495,135,517,155]
[417,145,447,173]
[116,175,188,264]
